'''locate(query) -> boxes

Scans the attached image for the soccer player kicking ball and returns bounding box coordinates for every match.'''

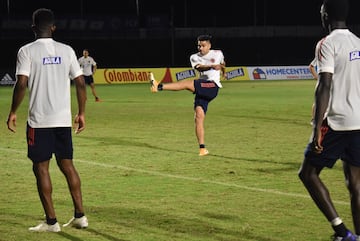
[150,34,226,156]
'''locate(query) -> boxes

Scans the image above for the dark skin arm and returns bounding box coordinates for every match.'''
[7,75,28,132]
[312,72,332,153]
[73,75,87,134]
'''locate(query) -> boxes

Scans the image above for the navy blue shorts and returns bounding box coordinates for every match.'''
[26,123,73,163]
[84,75,94,85]
[193,79,219,113]
[304,120,360,168]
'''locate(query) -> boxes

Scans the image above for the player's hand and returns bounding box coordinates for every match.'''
[312,129,323,154]
[7,112,17,133]
[212,64,222,70]
[74,114,85,134]
[312,140,323,154]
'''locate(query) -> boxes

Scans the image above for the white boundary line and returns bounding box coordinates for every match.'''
[77,159,348,205]
[0,147,348,205]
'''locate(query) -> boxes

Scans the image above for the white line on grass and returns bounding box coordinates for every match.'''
[1,147,348,205]
[77,159,348,205]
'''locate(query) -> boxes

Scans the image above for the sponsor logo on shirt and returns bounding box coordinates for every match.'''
[350,51,360,61]
[43,57,61,65]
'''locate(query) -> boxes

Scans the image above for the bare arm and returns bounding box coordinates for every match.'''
[220,61,226,79]
[195,63,222,71]
[312,72,331,153]
[73,75,87,133]
[7,75,28,132]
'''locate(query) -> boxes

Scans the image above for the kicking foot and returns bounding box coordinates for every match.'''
[149,73,159,93]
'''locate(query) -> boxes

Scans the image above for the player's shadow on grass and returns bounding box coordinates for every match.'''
[86,228,130,241]
[58,228,129,241]
[78,135,299,171]
[210,153,299,172]
[224,113,311,127]
[57,232,84,241]
[94,206,277,241]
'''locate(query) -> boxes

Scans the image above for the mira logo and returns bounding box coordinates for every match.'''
[43,57,61,65]
[350,51,360,61]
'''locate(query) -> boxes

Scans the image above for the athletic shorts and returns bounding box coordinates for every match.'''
[304,120,360,168]
[193,79,219,113]
[84,75,94,85]
[26,123,73,163]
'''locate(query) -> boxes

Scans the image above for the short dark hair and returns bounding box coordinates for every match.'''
[32,8,54,30]
[197,34,212,42]
[323,0,348,21]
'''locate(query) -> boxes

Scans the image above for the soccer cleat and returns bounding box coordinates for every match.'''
[95,97,101,102]
[149,72,158,93]
[29,221,61,232]
[63,216,88,229]
[332,231,357,241]
[199,148,209,156]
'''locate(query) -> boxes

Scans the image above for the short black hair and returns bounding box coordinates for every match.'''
[197,34,212,42]
[323,0,349,21]
[32,8,55,30]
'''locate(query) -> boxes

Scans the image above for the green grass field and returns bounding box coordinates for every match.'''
[0,80,354,241]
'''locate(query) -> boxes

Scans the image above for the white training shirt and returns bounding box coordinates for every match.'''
[78,55,96,76]
[16,38,83,128]
[316,29,360,130]
[190,49,225,88]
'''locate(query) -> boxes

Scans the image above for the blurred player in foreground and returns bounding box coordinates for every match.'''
[298,0,360,240]
[150,34,226,156]
[7,8,88,232]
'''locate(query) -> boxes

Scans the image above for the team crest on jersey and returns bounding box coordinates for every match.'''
[350,51,360,61]
[43,57,61,65]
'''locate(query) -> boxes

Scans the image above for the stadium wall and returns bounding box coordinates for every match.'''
[0,24,329,81]
[0,37,319,70]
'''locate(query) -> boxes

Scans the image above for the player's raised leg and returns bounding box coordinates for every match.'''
[149,72,195,93]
